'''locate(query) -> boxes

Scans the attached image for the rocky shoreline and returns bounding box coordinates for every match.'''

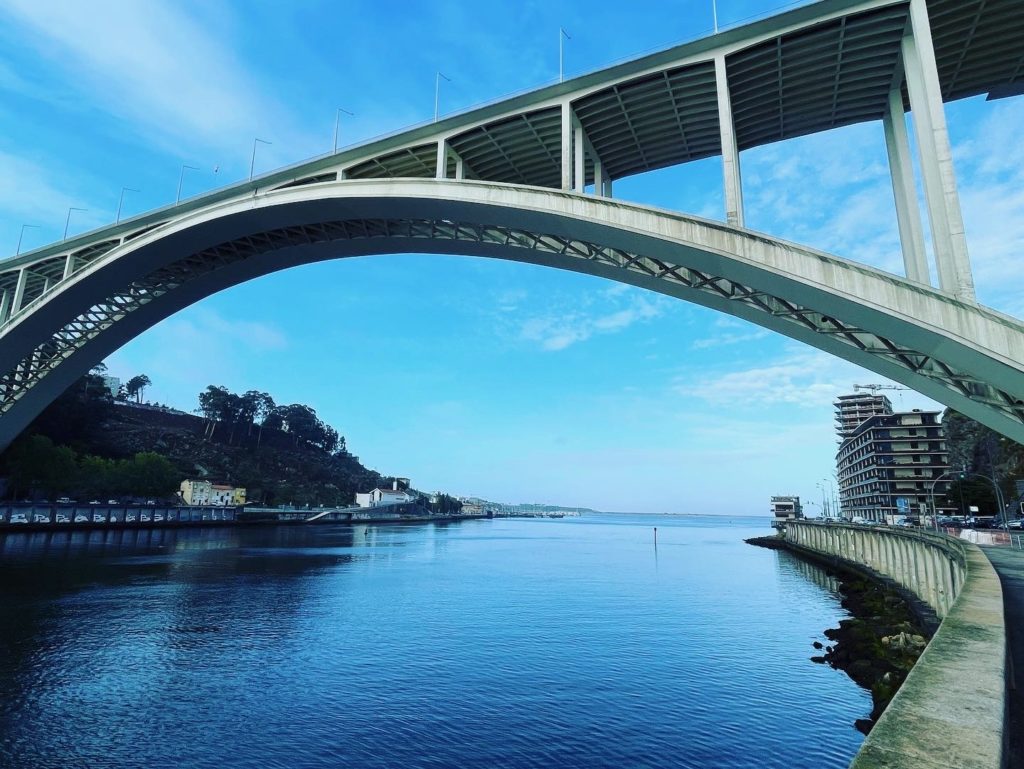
[746,535,930,734]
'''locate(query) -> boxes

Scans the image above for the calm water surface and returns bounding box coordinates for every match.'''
[0,514,867,768]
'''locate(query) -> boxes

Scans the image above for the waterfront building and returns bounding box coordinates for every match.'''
[179,479,246,506]
[180,479,212,506]
[834,392,893,440]
[835,408,951,522]
[210,484,235,506]
[355,479,414,508]
[770,496,803,529]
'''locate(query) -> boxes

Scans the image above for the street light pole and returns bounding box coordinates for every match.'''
[929,469,956,532]
[249,137,272,181]
[63,207,88,241]
[333,108,354,153]
[16,224,38,255]
[116,187,140,223]
[559,27,571,83]
[434,72,450,123]
[176,164,199,203]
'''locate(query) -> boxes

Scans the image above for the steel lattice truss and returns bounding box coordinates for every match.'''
[2,217,1022,428]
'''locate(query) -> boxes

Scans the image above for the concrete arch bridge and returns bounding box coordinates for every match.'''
[0,0,1022,449]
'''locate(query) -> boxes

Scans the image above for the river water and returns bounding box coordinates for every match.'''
[0,514,867,768]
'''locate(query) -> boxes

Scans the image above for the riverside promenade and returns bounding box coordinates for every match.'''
[784,521,1006,769]
[982,545,1024,769]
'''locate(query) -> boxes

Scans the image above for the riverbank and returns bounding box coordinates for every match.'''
[747,535,929,734]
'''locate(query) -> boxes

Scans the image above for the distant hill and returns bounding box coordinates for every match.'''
[0,374,390,507]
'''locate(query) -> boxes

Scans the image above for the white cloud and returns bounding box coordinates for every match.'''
[104,307,287,407]
[3,0,318,164]
[517,288,669,351]
[673,347,942,412]
[0,150,107,247]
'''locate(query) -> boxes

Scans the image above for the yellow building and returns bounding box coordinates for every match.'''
[232,487,247,505]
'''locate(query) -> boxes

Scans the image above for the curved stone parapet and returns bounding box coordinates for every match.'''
[785,521,1005,769]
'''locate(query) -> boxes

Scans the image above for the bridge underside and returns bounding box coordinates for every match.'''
[1,180,1022,450]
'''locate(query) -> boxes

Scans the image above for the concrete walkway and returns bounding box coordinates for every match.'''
[982,546,1024,769]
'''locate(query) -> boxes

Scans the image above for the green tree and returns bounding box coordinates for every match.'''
[125,374,152,404]
[5,435,78,499]
[122,452,180,498]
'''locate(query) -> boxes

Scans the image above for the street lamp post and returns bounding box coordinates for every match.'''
[249,138,272,181]
[176,164,199,203]
[16,224,38,255]
[63,207,88,241]
[333,108,354,153]
[928,469,956,532]
[559,27,571,83]
[816,482,829,518]
[434,72,450,123]
[116,187,140,223]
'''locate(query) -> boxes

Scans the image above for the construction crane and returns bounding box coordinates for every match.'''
[853,384,909,394]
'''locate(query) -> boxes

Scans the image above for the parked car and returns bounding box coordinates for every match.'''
[125,513,136,523]
[33,514,50,523]
[140,513,151,522]
[9,513,27,524]
[92,514,105,523]
[55,513,70,523]
[74,514,89,523]
[154,513,164,522]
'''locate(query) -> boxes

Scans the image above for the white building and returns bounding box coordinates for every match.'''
[355,479,414,508]
[210,484,235,506]
[180,479,212,505]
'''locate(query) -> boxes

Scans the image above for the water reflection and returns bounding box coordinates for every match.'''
[0,516,866,769]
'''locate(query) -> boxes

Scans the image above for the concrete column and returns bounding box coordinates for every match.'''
[62,254,76,282]
[573,117,585,193]
[561,101,573,191]
[436,140,448,180]
[455,157,465,181]
[0,289,10,324]
[902,0,975,301]
[603,178,613,197]
[11,269,28,316]
[714,54,744,227]
[594,158,604,197]
[883,87,929,285]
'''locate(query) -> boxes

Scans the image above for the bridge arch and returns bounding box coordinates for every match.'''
[2,178,1023,448]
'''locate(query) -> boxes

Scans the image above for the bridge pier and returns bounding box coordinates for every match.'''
[883,87,929,286]
[714,54,744,228]
[901,0,975,302]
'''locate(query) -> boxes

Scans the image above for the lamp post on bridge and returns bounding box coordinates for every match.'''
[249,137,272,181]
[63,207,88,241]
[16,224,38,256]
[434,72,450,123]
[116,187,140,223]
[559,27,571,83]
[176,164,199,204]
[333,108,354,153]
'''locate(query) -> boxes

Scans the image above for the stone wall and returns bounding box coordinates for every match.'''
[784,521,1006,769]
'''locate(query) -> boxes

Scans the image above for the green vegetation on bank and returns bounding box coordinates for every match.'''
[941,408,1024,514]
[0,367,430,508]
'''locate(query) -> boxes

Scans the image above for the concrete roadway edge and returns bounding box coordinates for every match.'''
[850,541,1006,769]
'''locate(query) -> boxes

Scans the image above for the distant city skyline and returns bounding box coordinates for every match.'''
[1,0,1021,513]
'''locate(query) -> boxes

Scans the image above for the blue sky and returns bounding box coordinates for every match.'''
[1,0,1022,514]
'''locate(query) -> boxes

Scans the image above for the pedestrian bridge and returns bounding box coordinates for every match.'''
[0,0,1022,449]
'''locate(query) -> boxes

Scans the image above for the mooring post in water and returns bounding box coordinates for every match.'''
[654,527,657,546]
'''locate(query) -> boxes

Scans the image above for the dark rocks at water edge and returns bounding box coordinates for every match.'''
[744,535,929,735]
[744,535,788,549]
[814,576,929,735]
